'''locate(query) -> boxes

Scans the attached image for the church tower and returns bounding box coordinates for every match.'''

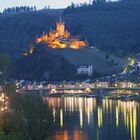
[56,17,65,36]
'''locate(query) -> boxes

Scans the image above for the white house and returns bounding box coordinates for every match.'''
[77,64,93,76]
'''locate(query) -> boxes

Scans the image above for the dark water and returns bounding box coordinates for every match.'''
[45,97,140,140]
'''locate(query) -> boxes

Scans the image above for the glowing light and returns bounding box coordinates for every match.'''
[1,107,4,111]
[60,108,63,128]
[133,106,137,140]
[0,93,9,112]
[28,18,87,54]
[53,107,56,122]
[73,129,87,140]
[46,97,138,140]
[80,108,83,128]
[78,98,83,128]
[98,106,103,128]
[85,88,91,93]
[51,88,57,94]
[1,93,4,98]
[116,106,119,127]
[123,58,136,73]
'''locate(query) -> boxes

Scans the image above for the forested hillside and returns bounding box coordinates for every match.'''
[0,1,140,80]
[63,1,140,56]
[14,46,77,81]
[0,1,140,58]
[0,10,62,58]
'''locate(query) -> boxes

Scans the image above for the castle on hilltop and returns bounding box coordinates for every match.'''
[56,17,70,38]
[28,18,88,54]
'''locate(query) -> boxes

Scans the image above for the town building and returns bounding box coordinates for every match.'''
[117,81,135,88]
[96,82,109,88]
[77,64,93,76]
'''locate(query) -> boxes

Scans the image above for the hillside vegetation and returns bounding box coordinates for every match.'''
[13,46,76,81]
[55,47,126,74]
[1,1,139,80]
[0,11,60,58]
[13,46,126,81]
[63,1,140,56]
[0,1,140,57]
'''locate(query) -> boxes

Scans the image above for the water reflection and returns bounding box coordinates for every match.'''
[52,129,87,140]
[45,97,140,140]
[60,109,63,128]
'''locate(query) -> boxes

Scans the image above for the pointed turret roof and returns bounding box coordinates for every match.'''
[59,16,63,22]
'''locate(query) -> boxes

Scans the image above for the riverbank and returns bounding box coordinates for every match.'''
[46,92,140,102]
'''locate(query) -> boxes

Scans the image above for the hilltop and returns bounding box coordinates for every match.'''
[1,1,140,80]
[63,1,140,56]
[0,1,140,57]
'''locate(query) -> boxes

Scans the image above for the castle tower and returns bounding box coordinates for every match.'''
[56,17,65,36]
[64,30,70,39]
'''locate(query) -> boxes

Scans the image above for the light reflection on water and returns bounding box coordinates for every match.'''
[45,97,140,140]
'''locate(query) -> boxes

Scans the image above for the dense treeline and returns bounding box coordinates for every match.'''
[13,46,77,81]
[0,52,95,81]
[63,0,140,56]
[64,0,140,15]
[1,1,140,58]
[0,1,140,80]
[0,13,58,58]
[65,0,139,12]
[3,6,37,14]
[67,0,108,12]
[0,92,53,139]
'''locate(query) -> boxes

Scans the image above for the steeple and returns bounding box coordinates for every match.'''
[59,16,62,23]
[56,17,65,36]
[50,27,52,31]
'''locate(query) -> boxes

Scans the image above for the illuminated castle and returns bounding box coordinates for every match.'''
[29,18,87,54]
[56,17,67,36]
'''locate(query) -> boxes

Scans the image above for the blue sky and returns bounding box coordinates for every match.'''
[0,0,89,11]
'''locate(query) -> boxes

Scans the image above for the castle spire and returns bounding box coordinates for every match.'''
[50,27,52,31]
[59,16,63,22]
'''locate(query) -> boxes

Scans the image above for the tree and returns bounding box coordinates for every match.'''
[10,94,53,140]
[111,59,114,64]
[71,2,75,9]
[3,6,37,14]
[0,54,12,135]
[105,54,110,59]
[0,54,11,82]
[33,6,37,11]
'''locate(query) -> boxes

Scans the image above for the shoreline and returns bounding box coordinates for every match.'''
[45,93,140,102]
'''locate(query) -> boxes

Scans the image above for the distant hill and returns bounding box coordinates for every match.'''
[0,1,140,58]
[63,1,140,56]
[0,11,60,58]
[1,1,140,80]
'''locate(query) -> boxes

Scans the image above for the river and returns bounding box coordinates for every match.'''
[45,96,140,140]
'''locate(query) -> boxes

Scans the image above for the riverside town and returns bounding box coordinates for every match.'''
[0,0,140,140]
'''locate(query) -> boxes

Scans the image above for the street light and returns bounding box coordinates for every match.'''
[0,71,7,112]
